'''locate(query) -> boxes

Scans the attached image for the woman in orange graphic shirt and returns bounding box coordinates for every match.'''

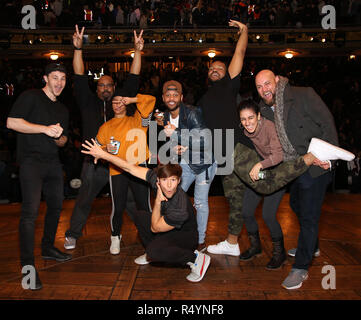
[96,92,155,255]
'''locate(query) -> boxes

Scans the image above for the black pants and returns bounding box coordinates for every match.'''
[242,186,285,240]
[19,162,64,266]
[133,210,198,265]
[110,171,151,236]
[65,157,138,239]
[290,171,332,270]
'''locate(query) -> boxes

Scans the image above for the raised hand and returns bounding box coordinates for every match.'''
[81,138,107,164]
[164,121,176,137]
[122,96,136,105]
[73,24,85,49]
[156,181,168,204]
[228,19,247,34]
[134,29,144,51]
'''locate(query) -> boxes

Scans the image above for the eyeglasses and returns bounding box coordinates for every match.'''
[97,83,114,88]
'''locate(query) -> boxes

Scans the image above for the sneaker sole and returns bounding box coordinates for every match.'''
[287,251,320,258]
[186,255,211,283]
[64,245,76,250]
[134,260,150,265]
[309,138,355,161]
[42,256,72,262]
[239,252,262,261]
[207,248,240,256]
[282,274,308,290]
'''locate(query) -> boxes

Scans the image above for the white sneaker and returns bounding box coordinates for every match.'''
[110,235,122,255]
[207,240,240,256]
[308,138,355,162]
[287,247,320,258]
[134,253,150,265]
[64,236,76,250]
[186,250,211,282]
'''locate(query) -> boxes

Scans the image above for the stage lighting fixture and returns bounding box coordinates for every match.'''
[207,50,216,59]
[49,52,59,60]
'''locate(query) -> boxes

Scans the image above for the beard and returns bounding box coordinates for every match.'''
[100,90,112,101]
[262,90,276,106]
[167,101,180,112]
[263,96,276,107]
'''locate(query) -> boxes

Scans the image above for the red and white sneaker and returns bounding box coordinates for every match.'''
[186,250,211,282]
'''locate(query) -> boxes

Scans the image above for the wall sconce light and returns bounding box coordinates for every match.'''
[284,51,294,59]
[207,50,216,59]
[44,51,64,61]
[278,50,299,59]
[49,52,59,60]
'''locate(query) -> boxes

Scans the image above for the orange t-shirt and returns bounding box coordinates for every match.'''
[96,94,155,176]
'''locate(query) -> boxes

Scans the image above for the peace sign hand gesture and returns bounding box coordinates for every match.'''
[134,30,144,51]
[73,24,85,49]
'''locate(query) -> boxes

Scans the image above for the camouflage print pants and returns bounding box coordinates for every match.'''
[223,143,309,236]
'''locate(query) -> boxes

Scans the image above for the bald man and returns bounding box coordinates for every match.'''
[255,69,338,289]
[64,26,145,251]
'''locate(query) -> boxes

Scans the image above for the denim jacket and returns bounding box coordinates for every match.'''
[163,102,215,175]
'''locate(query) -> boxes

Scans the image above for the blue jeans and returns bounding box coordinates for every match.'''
[290,170,332,270]
[180,161,217,244]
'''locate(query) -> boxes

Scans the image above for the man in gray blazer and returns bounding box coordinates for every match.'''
[255,69,338,290]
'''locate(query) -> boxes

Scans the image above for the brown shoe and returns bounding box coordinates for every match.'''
[197,243,207,252]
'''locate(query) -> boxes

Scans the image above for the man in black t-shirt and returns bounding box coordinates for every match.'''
[64,25,147,252]
[81,139,211,282]
[197,20,253,256]
[7,63,72,290]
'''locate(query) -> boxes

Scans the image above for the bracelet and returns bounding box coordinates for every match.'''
[74,46,82,50]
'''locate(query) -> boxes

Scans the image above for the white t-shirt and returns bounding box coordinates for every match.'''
[169,115,179,128]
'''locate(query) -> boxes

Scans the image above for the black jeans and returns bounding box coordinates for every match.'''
[65,158,109,239]
[242,186,285,240]
[110,171,151,237]
[133,210,198,265]
[65,157,139,239]
[19,162,64,266]
[290,171,332,270]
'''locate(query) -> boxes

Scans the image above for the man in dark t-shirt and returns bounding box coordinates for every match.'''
[7,63,71,290]
[197,20,253,256]
[81,139,211,283]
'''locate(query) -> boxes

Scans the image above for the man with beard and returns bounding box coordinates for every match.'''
[7,63,71,290]
[64,25,145,251]
[199,19,257,256]
[255,69,338,289]
[160,80,217,252]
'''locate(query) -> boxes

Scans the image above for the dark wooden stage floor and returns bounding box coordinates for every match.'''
[0,193,361,300]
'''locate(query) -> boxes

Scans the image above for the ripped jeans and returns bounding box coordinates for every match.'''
[180,161,217,244]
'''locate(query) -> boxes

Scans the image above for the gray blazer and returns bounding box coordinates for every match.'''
[260,84,338,177]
